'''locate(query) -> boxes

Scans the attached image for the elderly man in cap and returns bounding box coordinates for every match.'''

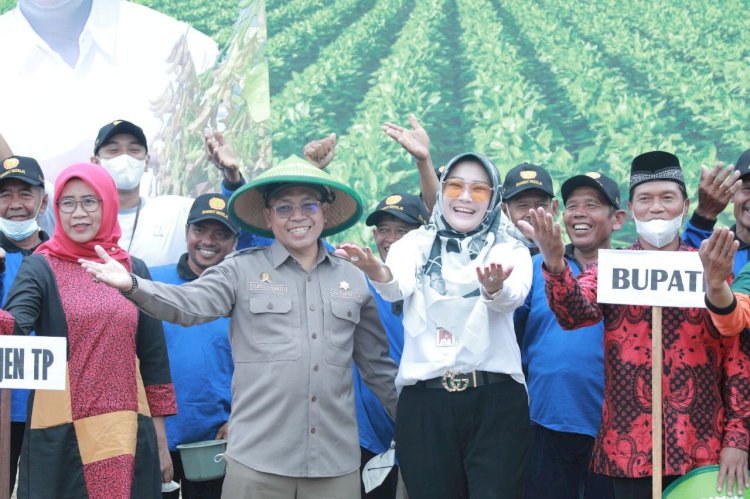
[518,171,624,499]
[81,155,399,499]
[355,192,428,498]
[150,193,239,499]
[520,151,750,498]
[501,162,559,254]
[0,155,50,494]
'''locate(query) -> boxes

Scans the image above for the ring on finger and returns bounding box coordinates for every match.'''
[351,256,360,262]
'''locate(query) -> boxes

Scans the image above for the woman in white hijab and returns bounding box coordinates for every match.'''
[339,152,532,498]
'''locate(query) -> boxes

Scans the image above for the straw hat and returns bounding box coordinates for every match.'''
[228,155,363,238]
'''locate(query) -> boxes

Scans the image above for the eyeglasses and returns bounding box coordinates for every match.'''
[57,197,101,213]
[442,178,493,203]
[270,201,321,219]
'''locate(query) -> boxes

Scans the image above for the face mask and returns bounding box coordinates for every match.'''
[0,198,43,241]
[633,210,685,248]
[0,217,39,241]
[98,154,146,191]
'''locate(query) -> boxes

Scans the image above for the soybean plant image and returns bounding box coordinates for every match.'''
[266,0,750,247]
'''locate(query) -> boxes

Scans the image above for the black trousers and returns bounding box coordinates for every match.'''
[9,422,24,495]
[611,476,680,499]
[162,450,224,499]
[360,447,399,499]
[525,423,613,499]
[395,377,530,499]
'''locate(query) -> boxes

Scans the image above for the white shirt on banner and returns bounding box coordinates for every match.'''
[0,0,218,181]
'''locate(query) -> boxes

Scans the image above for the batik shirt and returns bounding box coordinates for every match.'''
[543,240,750,477]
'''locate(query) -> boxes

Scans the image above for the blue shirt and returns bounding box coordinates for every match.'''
[0,232,48,423]
[515,248,605,437]
[353,282,403,454]
[682,213,749,277]
[150,255,234,451]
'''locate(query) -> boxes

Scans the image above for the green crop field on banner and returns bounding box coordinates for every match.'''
[265,0,749,247]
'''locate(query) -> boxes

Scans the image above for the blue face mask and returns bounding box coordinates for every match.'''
[0,216,40,241]
[0,199,43,241]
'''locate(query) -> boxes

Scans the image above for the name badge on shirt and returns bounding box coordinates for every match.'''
[436,327,456,347]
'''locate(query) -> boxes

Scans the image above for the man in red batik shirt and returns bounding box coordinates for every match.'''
[520,151,750,499]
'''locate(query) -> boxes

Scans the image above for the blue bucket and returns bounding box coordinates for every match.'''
[663,465,744,498]
[176,439,227,481]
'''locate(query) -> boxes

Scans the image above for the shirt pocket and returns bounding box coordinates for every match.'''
[239,294,301,362]
[325,299,361,367]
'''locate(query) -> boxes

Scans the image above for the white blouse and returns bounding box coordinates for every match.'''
[371,227,532,390]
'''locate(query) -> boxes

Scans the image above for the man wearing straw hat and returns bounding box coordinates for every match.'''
[80,155,399,499]
[520,151,750,498]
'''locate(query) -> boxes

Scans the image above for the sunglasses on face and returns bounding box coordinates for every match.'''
[270,201,321,219]
[442,178,493,203]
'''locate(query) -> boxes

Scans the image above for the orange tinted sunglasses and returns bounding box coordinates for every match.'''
[442,178,493,203]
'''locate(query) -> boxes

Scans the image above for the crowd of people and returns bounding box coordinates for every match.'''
[1,115,750,499]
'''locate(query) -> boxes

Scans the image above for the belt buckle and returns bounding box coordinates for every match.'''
[441,370,469,392]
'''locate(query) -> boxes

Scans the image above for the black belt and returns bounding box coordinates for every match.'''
[415,370,511,392]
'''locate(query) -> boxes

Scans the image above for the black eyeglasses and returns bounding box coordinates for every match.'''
[270,201,321,219]
[57,197,101,213]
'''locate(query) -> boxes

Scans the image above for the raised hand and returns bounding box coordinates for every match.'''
[204,129,242,184]
[476,262,513,295]
[518,207,566,273]
[335,243,392,283]
[382,114,430,161]
[79,245,133,292]
[303,133,336,169]
[382,114,438,213]
[700,228,739,309]
[695,162,741,220]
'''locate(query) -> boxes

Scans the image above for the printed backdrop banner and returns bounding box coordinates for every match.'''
[264,0,748,247]
[0,0,270,198]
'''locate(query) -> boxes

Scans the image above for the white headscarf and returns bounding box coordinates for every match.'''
[403,153,519,354]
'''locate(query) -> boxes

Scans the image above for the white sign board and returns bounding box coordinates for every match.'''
[597,249,705,308]
[0,336,66,390]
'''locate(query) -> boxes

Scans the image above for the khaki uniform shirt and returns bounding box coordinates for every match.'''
[129,240,398,477]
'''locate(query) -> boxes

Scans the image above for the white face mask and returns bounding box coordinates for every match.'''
[0,217,39,242]
[98,154,146,191]
[633,210,685,248]
[0,197,43,242]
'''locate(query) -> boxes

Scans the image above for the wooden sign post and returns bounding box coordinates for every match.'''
[651,307,662,498]
[0,336,66,499]
[598,250,705,499]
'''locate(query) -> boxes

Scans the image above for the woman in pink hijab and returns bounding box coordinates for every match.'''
[0,163,175,499]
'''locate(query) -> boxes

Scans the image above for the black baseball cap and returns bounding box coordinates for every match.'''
[94,120,148,155]
[735,149,750,179]
[187,194,239,234]
[502,163,554,200]
[561,172,621,210]
[0,156,45,186]
[365,193,429,226]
